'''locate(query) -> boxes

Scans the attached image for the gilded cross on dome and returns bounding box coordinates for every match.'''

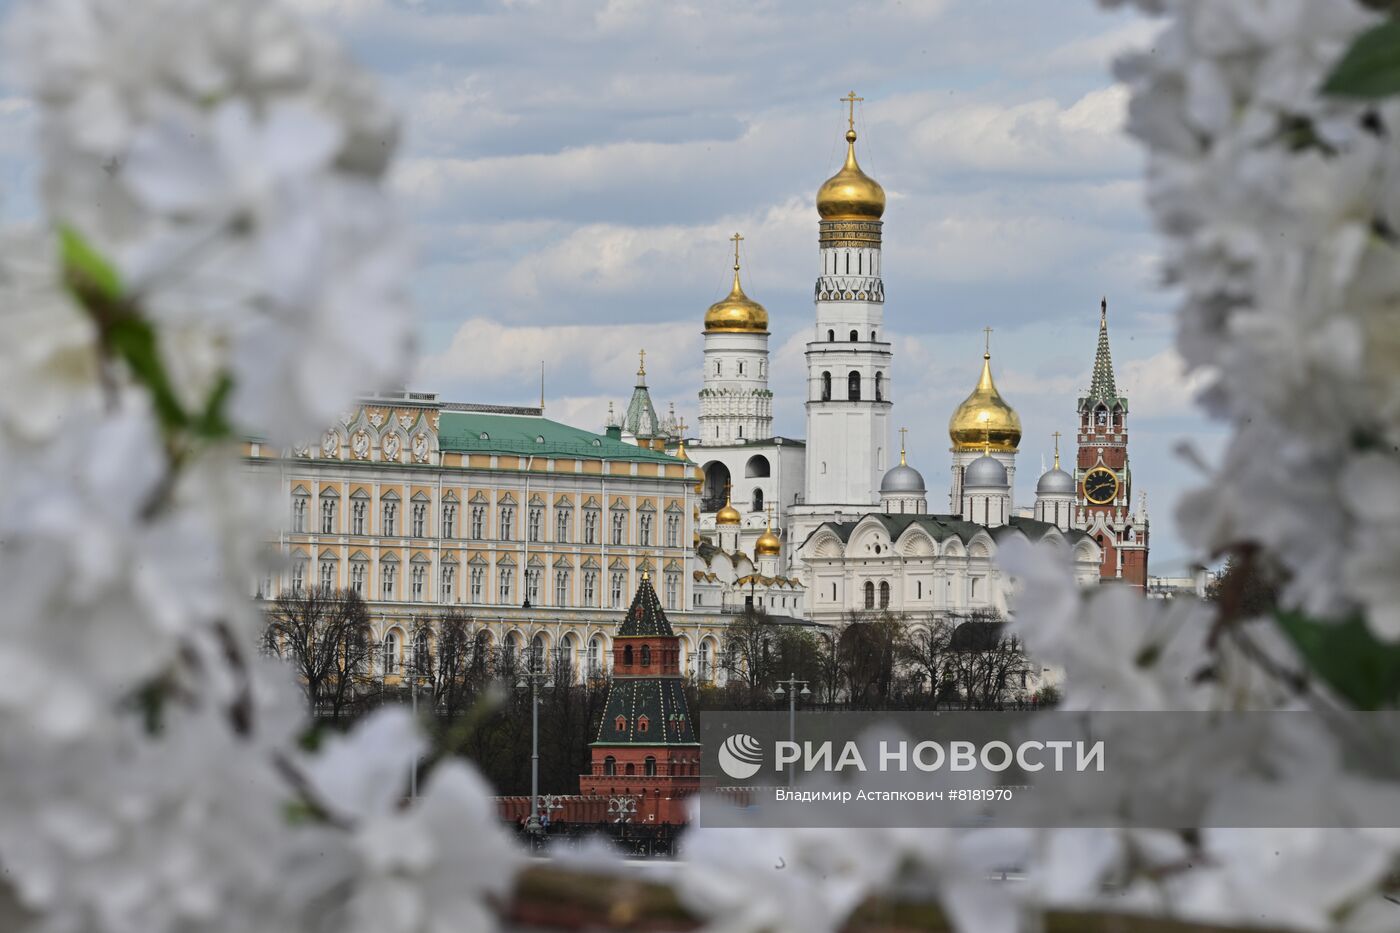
[983,325,993,356]
[841,90,864,133]
[730,231,743,269]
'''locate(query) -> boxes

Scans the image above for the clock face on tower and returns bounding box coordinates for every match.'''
[1083,467,1119,505]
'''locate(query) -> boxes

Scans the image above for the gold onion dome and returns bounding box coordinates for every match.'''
[704,232,768,334]
[755,512,781,557]
[816,129,885,221]
[716,490,742,525]
[949,350,1021,452]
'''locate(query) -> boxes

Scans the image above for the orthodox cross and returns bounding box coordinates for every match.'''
[637,348,646,378]
[676,417,688,436]
[983,326,993,355]
[841,91,863,132]
[730,231,743,269]
[1052,431,1062,468]
[898,426,908,455]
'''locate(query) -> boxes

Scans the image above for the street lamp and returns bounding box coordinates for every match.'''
[773,673,811,786]
[516,662,549,835]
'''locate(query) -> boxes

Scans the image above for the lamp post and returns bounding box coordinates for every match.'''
[517,661,548,835]
[773,673,810,787]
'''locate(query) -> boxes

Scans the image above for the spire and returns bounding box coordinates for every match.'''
[617,573,674,637]
[623,349,661,439]
[1089,297,1118,404]
[636,348,647,385]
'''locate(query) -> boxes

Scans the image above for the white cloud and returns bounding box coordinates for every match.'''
[1118,347,1210,419]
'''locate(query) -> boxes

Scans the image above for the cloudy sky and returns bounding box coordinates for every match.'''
[0,0,1224,571]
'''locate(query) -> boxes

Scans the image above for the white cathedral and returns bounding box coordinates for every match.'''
[609,96,1108,627]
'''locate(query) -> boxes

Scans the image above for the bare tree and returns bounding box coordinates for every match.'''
[719,607,779,701]
[836,611,908,709]
[902,617,956,709]
[945,611,1033,710]
[265,587,375,719]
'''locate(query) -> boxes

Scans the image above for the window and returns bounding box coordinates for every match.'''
[752,488,764,513]
[616,714,628,730]
[351,498,366,535]
[350,560,366,595]
[879,580,890,609]
[603,756,616,776]
[623,645,633,666]
[441,565,456,602]
[382,500,397,536]
[382,631,399,675]
[470,506,485,540]
[499,506,514,541]
[971,577,981,601]
[556,509,570,543]
[644,756,656,776]
[827,329,835,342]
[498,567,513,603]
[292,494,308,533]
[699,641,711,680]
[611,510,626,546]
[411,563,426,601]
[610,571,625,608]
[875,371,883,401]
[412,630,431,676]
[638,513,652,546]
[411,502,426,537]
[381,561,396,599]
[664,572,679,610]
[320,495,337,534]
[319,559,335,591]
[821,371,832,401]
[625,763,635,775]
[588,637,603,677]
[442,504,456,538]
[864,580,875,609]
[469,566,484,602]
[848,371,861,401]
[640,645,651,667]
[583,570,598,607]
[738,361,745,375]
[554,570,569,606]
[557,637,574,679]
[583,510,599,544]
[525,568,540,605]
[849,329,858,342]
[528,506,542,542]
[665,514,680,547]
[530,634,545,673]
[291,558,307,593]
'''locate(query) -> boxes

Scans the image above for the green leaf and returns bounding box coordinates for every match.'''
[1322,19,1400,99]
[107,317,188,433]
[1276,610,1400,709]
[58,224,123,307]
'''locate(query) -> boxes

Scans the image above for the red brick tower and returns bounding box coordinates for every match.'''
[578,574,702,825]
[1075,299,1149,588]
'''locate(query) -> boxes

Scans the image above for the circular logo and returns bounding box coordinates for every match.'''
[717,733,764,780]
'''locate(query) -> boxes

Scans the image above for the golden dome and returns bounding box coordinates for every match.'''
[816,129,885,221]
[755,525,781,557]
[949,351,1022,452]
[705,233,768,334]
[716,491,741,525]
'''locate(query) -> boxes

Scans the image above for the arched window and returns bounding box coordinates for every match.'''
[588,636,603,677]
[849,329,858,342]
[645,756,657,776]
[827,329,835,342]
[745,455,771,478]
[625,763,635,776]
[603,756,616,776]
[638,715,650,733]
[623,644,634,666]
[699,640,712,680]
[879,581,891,609]
[752,488,764,513]
[640,644,651,667]
[875,372,883,401]
[531,633,545,673]
[864,581,875,609]
[848,371,861,401]
[821,371,832,401]
[870,330,876,341]
[615,715,627,731]
[382,631,399,675]
[558,635,575,680]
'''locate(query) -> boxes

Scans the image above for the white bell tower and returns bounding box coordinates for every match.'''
[803,92,891,510]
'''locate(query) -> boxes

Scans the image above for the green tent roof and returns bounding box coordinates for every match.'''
[438,410,680,463]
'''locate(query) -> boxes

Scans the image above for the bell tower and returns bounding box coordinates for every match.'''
[802,91,892,510]
[1075,298,1148,587]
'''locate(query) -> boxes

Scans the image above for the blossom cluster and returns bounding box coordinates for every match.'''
[0,1,514,931]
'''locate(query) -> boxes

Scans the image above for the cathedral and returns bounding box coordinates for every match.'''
[611,92,1150,624]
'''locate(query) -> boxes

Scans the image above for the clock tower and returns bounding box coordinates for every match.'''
[1075,299,1148,588]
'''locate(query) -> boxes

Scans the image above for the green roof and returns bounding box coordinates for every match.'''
[438,410,680,463]
[804,513,1091,549]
